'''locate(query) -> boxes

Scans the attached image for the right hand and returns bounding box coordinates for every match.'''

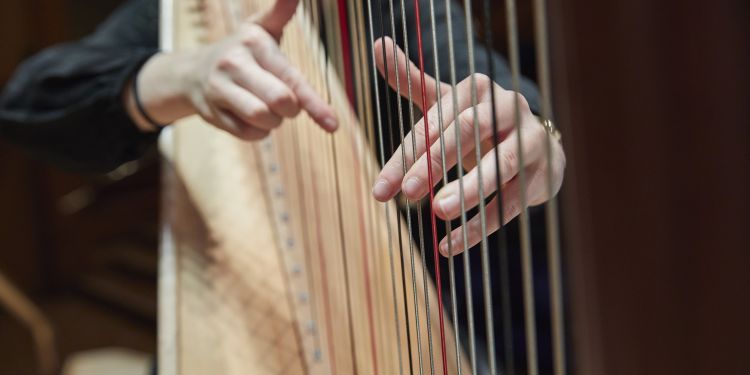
[179,0,337,139]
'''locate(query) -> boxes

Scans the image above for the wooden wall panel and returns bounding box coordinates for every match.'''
[549,1,750,374]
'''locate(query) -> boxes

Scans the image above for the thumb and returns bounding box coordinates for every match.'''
[374,36,448,112]
[255,0,299,40]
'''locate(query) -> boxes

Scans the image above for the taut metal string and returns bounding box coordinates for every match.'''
[424,0,463,372]
[396,1,437,372]
[443,0,477,372]
[460,0,498,373]
[504,0,539,373]
[379,1,417,372]
[366,0,406,372]
[531,0,567,372]
[477,0,516,373]
[478,0,516,373]
[394,0,435,374]
[409,0,450,373]
[388,0,426,373]
[333,0,381,370]
[316,0,361,371]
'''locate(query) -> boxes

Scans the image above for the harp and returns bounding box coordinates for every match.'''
[156,0,750,374]
[158,0,565,373]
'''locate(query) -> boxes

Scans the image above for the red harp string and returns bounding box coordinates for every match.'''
[411,0,450,374]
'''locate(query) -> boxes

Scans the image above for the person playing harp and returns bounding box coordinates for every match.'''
[0,0,566,372]
[0,0,565,244]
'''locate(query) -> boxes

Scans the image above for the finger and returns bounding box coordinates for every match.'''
[372,77,476,202]
[245,31,338,131]
[216,82,283,130]
[223,57,301,117]
[404,89,539,203]
[433,124,546,220]
[400,101,494,200]
[438,177,523,256]
[373,36,449,112]
[254,0,299,40]
[213,108,271,141]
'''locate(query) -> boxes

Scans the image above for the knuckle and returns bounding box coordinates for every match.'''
[515,92,531,113]
[504,202,519,221]
[267,90,295,111]
[282,67,302,89]
[240,25,265,48]
[246,110,269,125]
[414,121,426,139]
[473,73,491,89]
[502,149,518,174]
[204,78,224,101]
[458,111,476,142]
[216,49,245,71]
[468,217,483,236]
[243,129,270,141]
[429,151,444,176]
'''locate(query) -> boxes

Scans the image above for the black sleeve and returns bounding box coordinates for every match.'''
[0,0,160,174]
[374,0,541,114]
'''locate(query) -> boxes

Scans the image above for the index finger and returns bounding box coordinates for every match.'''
[372,76,476,202]
[247,27,338,132]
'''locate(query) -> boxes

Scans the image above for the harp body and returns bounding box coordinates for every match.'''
[158,0,466,373]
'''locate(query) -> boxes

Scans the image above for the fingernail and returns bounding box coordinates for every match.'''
[403,177,421,198]
[324,117,338,130]
[439,241,450,256]
[437,194,459,217]
[372,179,391,200]
[440,237,462,256]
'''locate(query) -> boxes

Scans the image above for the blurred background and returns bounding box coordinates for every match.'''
[0,1,159,374]
[0,1,542,374]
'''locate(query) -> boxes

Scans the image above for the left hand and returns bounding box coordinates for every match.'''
[370,37,566,256]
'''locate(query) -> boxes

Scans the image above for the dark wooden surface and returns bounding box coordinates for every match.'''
[550,1,750,374]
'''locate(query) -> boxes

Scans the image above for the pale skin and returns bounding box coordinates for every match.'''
[123,0,565,257]
[370,38,566,256]
[123,0,338,138]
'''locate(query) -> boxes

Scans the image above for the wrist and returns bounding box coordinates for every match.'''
[135,52,197,125]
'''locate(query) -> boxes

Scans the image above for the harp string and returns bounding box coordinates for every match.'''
[478,0,516,371]
[350,2,386,365]
[332,0,381,371]
[531,0,566,372]
[308,0,338,375]
[423,0,463,372]
[286,116,323,362]
[395,0,435,372]
[217,1,320,373]
[460,0,502,372]
[335,0,355,103]
[378,0,417,371]
[299,2,341,372]
[409,0,450,374]
[314,0,362,371]
[365,0,406,371]
[503,0,540,373]
[387,0,427,373]
[442,0,477,372]
[403,18,437,370]
[476,0,516,372]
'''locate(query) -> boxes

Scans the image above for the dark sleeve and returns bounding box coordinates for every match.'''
[375,0,541,114]
[0,0,160,174]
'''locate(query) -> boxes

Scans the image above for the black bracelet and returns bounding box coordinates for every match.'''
[131,71,167,129]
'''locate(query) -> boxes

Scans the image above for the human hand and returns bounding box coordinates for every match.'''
[131,0,337,139]
[371,37,565,256]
